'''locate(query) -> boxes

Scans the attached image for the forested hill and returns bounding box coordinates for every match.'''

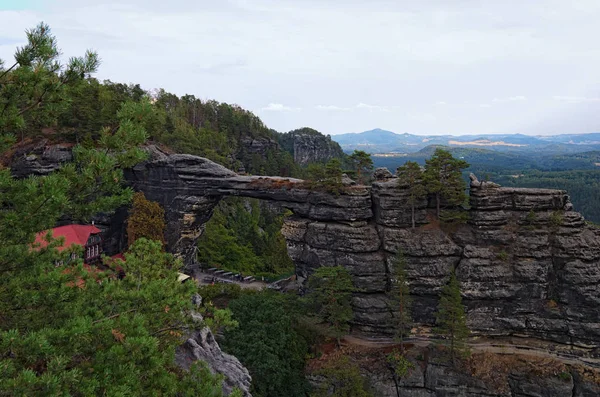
[7,78,342,177]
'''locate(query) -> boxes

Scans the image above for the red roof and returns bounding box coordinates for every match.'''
[35,225,101,252]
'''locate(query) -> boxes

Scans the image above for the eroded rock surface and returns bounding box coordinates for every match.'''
[176,327,252,396]
[125,151,600,352]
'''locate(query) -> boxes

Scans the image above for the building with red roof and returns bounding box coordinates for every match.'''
[35,224,103,264]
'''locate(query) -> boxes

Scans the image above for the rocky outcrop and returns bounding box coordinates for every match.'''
[364,351,600,397]
[176,327,252,396]
[8,140,73,177]
[277,128,345,165]
[124,153,600,356]
[11,145,600,355]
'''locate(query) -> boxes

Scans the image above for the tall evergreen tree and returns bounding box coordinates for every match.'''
[423,149,469,218]
[348,150,373,184]
[434,271,470,364]
[307,266,354,346]
[396,161,427,228]
[388,252,412,352]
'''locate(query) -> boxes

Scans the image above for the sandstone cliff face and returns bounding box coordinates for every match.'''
[10,145,600,357]
[123,151,600,355]
[361,350,600,397]
[277,129,346,165]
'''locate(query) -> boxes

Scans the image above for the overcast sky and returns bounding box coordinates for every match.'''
[2,0,600,136]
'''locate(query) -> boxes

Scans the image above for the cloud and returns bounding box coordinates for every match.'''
[492,96,527,102]
[316,105,351,111]
[435,101,447,105]
[356,102,391,112]
[552,96,600,103]
[261,103,300,112]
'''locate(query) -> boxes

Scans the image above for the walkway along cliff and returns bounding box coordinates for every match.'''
[124,147,600,354]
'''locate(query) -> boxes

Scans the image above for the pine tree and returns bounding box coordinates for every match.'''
[348,150,373,184]
[0,24,229,395]
[0,22,99,142]
[127,191,166,247]
[307,266,354,346]
[434,271,470,364]
[396,161,427,228]
[423,148,469,219]
[388,252,412,352]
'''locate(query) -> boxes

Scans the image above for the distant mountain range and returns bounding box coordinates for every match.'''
[332,128,600,155]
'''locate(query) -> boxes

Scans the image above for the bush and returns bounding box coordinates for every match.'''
[387,349,414,378]
[550,211,563,227]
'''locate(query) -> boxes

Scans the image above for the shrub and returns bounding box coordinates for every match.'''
[550,211,563,227]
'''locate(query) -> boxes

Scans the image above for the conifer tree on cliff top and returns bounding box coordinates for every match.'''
[423,148,469,219]
[348,149,373,184]
[396,160,427,229]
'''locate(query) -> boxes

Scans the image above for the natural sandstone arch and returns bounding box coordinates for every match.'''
[126,147,600,349]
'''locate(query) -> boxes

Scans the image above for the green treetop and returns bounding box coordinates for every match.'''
[0,22,100,144]
[423,148,469,219]
[396,161,427,228]
[348,150,373,184]
[306,266,354,346]
[434,271,470,364]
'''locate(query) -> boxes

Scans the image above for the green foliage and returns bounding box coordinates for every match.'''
[127,191,166,247]
[0,237,229,395]
[423,149,469,218]
[197,198,294,277]
[222,292,310,397]
[439,209,469,225]
[306,266,354,344]
[201,306,239,334]
[396,161,427,228]
[496,250,509,262]
[386,349,414,379]
[348,150,373,184]
[198,284,244,306]
[306,158,345,194]
[311,355,373,397]
[388,252,412,349]
[0,25,228,395]
[0,23,99,138]
[434,271,470,364]
[550,210,564,227]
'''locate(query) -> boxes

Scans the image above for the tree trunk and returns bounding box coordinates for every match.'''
[411,203,415,229]
[436,193,441,219]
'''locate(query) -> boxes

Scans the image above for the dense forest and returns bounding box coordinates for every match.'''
[197,198,294,278]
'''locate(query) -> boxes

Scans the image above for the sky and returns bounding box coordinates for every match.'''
[1,0,600,136]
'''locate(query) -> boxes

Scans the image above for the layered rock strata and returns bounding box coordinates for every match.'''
[125,150,600,352]
[13,145,597,351]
